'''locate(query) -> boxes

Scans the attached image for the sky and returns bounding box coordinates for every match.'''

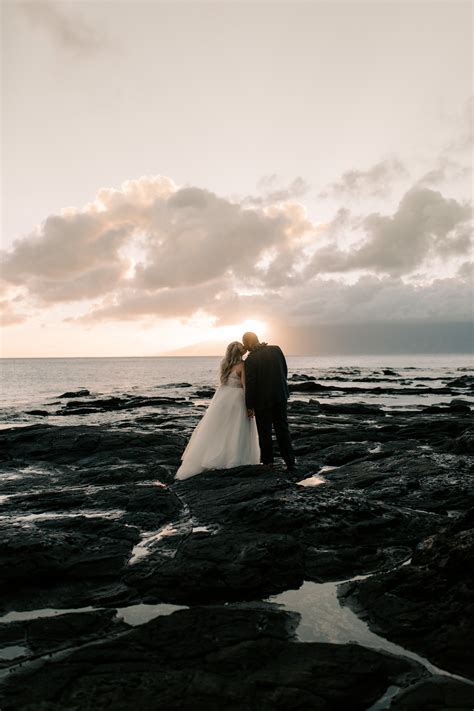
[1,0,472,356]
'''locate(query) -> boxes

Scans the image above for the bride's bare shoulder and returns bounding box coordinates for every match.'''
[233,362,243,374]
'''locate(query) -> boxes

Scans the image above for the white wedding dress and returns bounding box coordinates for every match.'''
[175,370,260,480]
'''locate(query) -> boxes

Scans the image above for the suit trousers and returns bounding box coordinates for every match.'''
[254,400,295,467]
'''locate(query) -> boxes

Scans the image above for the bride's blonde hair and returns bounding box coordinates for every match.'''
[220,341,244,384]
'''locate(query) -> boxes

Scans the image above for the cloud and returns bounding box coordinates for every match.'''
[19,0,108,54]
[446,95,473,154]
[318,157,409,199]
[132,186,298,289]
[416,155,472,188]
[0,300,28,327]
[286,274,473,325]
[457,260,473,280]
[0,175,314,319]
[1,172,471,334]
[2,216,134,302]
[75,279,227,324]
[244,175,310,207]
[0,282,29,327]
[308,186,472,276]
[416,98,473,190]
[209,271,473,327]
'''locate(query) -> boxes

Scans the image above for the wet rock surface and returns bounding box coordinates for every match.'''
[0,605,442,711]
[339,509,474,679]
[1,366,473,709]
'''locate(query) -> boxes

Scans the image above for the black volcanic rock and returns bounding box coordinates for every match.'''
[193,388,216,397]
[289,381,454,396]
[58,389,91,398]
[339,510,474,678]
[116,484,182,528]
[328,403,385,416]
[289,373,316,381]
[0,609,126,667]
[452,429,474,454]
[289,381,329,392]
[314,442,372,465]
[0,605,436,711]
[0,517,140,589]
[320,450,474,514]
[449,398,472,413]
[389,676,474,710]
[168,467,445,588]
[447,375,474,389]
[0,424,185,471]
[319,401,385,416]
[1,377,473,709]
[60,394,192,414]
[160,382,192,388]
[126,527,305,604]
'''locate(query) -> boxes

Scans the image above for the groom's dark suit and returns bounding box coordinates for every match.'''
[244,343,295,468]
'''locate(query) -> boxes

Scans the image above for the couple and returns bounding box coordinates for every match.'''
[175,332,296,480]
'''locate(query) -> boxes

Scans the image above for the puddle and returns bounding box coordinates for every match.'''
[116,602,187,626]
[297,463,342,487]
[0,606,97,624]
[128,523,179,564]
[366,685,402,711]
[0,645,29,661]
[297,474,326,487]
[268,580,472,683]
[319,465,339,474]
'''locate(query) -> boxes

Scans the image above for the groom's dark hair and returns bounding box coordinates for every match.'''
[242,332,259,349]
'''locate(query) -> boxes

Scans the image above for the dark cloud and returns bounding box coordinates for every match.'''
[283,274,473,325]
[318,157,409,199]
[133,186,295,289]
[2,218,133,302]
[276,321,473,356]
[309,186,472,276]
[198,270,473,329]
[457,260,473,280]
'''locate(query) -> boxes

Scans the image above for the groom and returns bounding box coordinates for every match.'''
[242,332,296,472]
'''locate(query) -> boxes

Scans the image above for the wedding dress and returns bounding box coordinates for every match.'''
[175,370,260,480]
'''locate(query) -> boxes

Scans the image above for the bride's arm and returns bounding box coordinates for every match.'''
[241,362,246,390]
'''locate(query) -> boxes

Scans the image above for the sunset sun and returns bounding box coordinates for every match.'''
[239,319,267,335]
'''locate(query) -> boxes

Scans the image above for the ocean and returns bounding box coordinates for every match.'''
[0,354,472,429]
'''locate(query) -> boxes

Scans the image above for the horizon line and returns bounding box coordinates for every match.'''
[1,352,473,360]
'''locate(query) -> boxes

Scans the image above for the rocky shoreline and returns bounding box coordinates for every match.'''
[0,370,473,709]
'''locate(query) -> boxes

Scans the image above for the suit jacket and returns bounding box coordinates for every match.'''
[244,343,290,410]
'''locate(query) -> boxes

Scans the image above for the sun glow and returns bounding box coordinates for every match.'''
[240,319,267,335]
[203,318,268,345]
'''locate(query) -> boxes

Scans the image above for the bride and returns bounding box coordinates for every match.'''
[175,341,260,480]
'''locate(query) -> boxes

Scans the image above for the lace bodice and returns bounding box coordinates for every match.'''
[225,371,243,389]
